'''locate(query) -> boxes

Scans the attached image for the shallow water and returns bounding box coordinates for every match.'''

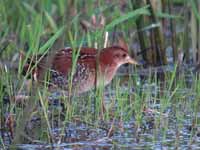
[13,114,200,150]
[1,65,200,150]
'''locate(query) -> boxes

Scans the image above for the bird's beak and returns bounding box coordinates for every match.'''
[127,56,139,65]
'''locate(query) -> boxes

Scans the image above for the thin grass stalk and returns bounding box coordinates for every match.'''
[11,85,37,145]
[0,137,6,150]
[183,1,190,63]
[150,27,157,65]
[189,76,200,145]
[94,31,108,120]
[115,80,123,120]
[68,31,84,100]
[56,32,85,144]
[38,90,54,145]
[161,0,166,29]
[95,79,105,120]
[198,1,200,64]
[197,1,200,64]
[168,0,178,62]
[61,0,77,47]
[0,73,6,149]
[12,25,64,145]
[146,0,167,65]
[191,3,197,64]
[131,0,151,64]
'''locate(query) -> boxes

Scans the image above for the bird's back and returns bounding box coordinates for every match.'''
[22,47,98,94]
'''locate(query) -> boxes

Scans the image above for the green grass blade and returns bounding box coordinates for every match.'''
[105,5,150,30]
[39,26,65,53]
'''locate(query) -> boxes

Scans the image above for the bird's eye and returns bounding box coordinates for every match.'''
[122,53,127,58]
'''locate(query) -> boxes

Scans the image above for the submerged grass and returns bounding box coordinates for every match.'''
[1,0,200,149]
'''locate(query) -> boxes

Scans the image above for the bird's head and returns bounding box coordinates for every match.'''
[100,46,139,68]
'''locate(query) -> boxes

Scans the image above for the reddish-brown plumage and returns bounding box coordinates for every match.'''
[23,46,138,94]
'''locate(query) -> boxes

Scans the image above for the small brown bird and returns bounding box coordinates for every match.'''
[23,43,139,95]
